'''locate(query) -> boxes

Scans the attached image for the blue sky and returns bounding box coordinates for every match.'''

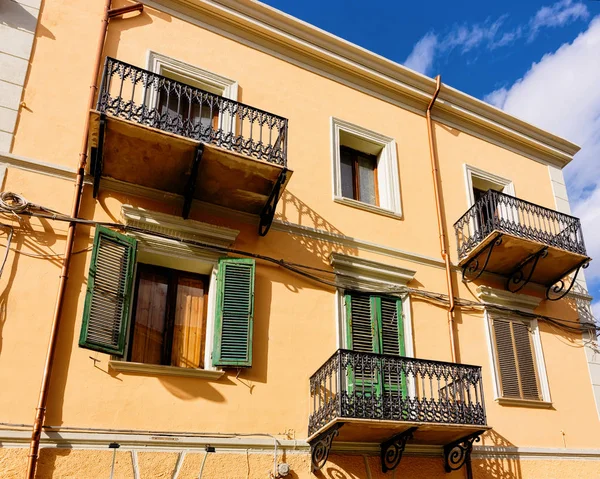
[263,0,600,313]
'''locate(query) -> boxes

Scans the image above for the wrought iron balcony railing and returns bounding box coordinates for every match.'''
[96,57,288,166]
[308,349,487,437]
[454,189,586,261]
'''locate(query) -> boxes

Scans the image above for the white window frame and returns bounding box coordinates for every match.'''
[109,206,240,378]
[478,286,551,405]
[331,117,402,218]
[146,51,239,135]
[463,164,515,207]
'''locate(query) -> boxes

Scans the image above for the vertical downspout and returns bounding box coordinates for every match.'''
[426,75,459,363]
[25,1,113,477]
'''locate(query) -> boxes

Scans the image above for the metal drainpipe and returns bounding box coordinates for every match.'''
[25,2,143,477]
[426,75,459,363]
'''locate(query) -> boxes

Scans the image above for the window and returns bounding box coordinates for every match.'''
[340,146,379,206]
[345,292,405,356]
[331,118,401,217]
[129,265,208,369]
[79,226,255,371]
[491,317,542,401]
[147,51,238,136]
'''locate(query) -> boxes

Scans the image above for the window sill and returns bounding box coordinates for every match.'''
[496,397,553,409]
[334,197,402,219]
[108,361,224,380]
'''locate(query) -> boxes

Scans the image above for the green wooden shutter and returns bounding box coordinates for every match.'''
[345,293,376,353]
[213,258,255,367]
[79,226,137,357]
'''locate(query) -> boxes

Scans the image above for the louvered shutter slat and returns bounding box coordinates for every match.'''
[513,321,541,400]
[348,295,374,353]
[493,318,541,401]
[213,259,255,367]
[79,227,137,357]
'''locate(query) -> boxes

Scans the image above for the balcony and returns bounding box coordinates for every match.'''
[88,57,291,235]
[454,190,590,300]
[308,350,489,474]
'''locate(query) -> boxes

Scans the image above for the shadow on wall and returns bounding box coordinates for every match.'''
[276,191,358,264]
[0,216,65,357]
[474,429,523,479]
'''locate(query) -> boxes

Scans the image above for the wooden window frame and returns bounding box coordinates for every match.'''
[340,145,380,207]
[128,263,209,368]
[490,316,543,402]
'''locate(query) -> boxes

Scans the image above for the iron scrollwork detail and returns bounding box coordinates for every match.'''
[309,423,343,472]
[506,247,548,293]
[381,427,417,473]
[258,168,288,236]
[443,430,484,473]
[462,234,503,283]
[546,260,590,301]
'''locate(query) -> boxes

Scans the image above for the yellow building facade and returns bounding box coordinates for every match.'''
[0,0,599,478]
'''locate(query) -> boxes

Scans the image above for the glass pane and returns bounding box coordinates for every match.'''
[131,268,169,365]
[357,155,377,205]
[171,276,206,369]
[340,149,355,199]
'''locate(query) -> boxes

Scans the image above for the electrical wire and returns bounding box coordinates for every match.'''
[198,451,208,479]
[0,192,597,337]
[0,224,13,279]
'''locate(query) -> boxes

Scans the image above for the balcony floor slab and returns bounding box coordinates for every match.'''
[459,230,589,286]
[88,110,292,215]
[308,418,491,446]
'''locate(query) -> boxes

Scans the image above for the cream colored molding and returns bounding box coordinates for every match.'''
[496,397,553,409]
[143,0,579,167]
[2,427,600,461]
[330,117,402,217]
[463,164,515,208]
[330,252,416,290]
[108,361,224,380]
[121,204,239,247]
[0,151,76,181]
[476,285,541,312]
[147,50,238,99]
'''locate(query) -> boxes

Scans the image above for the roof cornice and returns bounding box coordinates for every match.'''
[147,0,580,166]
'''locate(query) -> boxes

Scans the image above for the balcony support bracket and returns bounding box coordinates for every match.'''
[309,422,343,472]
[92,113,107,199]
[462,233,503,283]
[259,167,288,236]
[546,258,590,301]
[443,430,485,478]
[506,246,548,294]
[380,426,417,473]
[182,144,204,219]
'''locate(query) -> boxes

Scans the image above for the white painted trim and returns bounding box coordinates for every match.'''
[121,205,239,247]
[335,288,344,349]
[147,50,238,100]
[463,164,515,208]
[476,286,541,312]
[108,361,224,379]
[143,0,579,166]
[146,50,239,134]
[330,117,402,217]
[531,317,552,403]
[205,268,219,369]
[330,252,416,290]
[3,427,600,461]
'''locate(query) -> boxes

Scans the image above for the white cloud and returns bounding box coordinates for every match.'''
[404,32,438,75]
[404,0,589,76]
[530,0,589,40]
[484,16,600,282]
